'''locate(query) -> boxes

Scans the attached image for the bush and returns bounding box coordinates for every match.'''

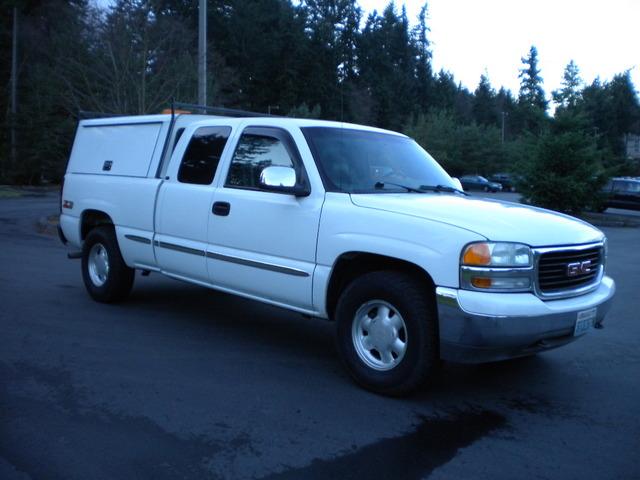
[518,114,606,214]
[404,110,506,177]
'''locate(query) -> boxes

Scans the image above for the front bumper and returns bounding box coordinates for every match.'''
[436,276,615,363]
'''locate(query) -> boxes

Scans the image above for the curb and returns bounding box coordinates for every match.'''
[579,213,640,229]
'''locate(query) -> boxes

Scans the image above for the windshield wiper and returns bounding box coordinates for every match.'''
[374,181,468,195]
[419,184,469,196]
[374,181,425,193]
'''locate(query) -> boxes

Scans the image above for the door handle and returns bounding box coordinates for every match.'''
[212,201,231,216]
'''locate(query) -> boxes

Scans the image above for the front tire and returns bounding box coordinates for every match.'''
[335,271,439,396]
[82,226,134,303]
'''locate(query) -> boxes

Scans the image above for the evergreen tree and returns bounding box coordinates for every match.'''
[299,0,361,118]
[405,109,504,176]
[472,74,499,126]
[607,71,640,139]
[2,0,638,190]
[211,0,308,113]
[516,45,548,134]
[431,70,457,112]
[519,112,606,213]
[453,83,474,124]
[356,3,420,129]
[413,2,433,112]
[553,60,582,110]
[518,46,547,111]
[495,87,517,141]
[5,0,98,183]
[578,73,640,159]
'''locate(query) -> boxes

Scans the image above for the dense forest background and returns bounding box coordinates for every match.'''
[1,0,639,209]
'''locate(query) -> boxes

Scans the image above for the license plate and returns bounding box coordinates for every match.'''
[574,308,597,336]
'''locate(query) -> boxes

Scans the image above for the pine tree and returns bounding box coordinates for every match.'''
[608,71,640,140]
[431,70,457,111]
[356,3,420,129]
[578,72,640,158]
[413,2,433,112]
[519,112,606,213]
[472,74,498,126]
[515,46,548,134]
[518,46,547,111]
[553,60,582,110]
[299,0,361,118]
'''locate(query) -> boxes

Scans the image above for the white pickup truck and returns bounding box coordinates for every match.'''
[59,111,616,395]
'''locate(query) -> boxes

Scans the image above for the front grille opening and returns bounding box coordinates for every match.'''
[538,247,602,294]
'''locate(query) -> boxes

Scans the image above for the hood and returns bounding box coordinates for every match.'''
[350,193,603,247]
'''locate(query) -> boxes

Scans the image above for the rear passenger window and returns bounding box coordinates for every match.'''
[226,133,295,189]
[178,126,231,185]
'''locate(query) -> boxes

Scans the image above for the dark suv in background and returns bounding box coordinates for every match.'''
[489,173,517,192]
[602,177,640,211]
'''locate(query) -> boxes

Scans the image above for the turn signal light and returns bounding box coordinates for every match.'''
[471,277,492,288]
[462,243,491,266]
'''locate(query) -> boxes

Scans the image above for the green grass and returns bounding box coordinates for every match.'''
[0,186,23,198]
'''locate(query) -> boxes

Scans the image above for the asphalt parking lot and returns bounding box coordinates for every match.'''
[1,191,639,480]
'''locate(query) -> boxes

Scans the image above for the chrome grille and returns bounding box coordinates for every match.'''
[537,246,602,295]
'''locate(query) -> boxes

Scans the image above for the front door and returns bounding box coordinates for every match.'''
[206,127,323,310]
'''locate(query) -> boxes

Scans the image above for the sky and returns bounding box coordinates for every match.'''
[359,0,640,99]
[96,0,639,101]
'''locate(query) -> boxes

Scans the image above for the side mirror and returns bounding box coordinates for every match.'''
[259,165,310,197]
[452,177,464,191]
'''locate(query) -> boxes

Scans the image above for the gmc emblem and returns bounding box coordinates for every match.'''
[567,260,592,277]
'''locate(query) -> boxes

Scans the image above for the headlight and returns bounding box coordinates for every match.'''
[460,242,533,291]
[462,242,532,267]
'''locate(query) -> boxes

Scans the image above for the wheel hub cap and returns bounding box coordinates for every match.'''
[351,300,407,371]
[88,243,110,287]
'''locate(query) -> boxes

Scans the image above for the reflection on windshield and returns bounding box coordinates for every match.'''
[301,127,455,193]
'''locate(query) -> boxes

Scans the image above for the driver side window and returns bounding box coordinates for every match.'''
[226,133,294,190]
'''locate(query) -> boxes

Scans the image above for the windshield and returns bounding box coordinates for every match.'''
[301,127,455,193]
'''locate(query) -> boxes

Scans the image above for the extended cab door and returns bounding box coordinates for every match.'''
[206,126,323,310]
[154,125,232,282]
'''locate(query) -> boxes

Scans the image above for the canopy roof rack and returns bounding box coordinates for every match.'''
[78,110,129,119]
[172,102,273,118]
[77,102,275,120]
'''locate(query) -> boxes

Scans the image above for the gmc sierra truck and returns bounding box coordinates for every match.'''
[59,110,616,395]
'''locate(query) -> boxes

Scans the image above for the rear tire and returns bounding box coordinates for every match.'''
[82,226,134,303]
[335,271,439,396]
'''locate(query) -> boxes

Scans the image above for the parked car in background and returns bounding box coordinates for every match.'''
[602,177,640,211]
[490,173,517,192]
[459,175,502,193]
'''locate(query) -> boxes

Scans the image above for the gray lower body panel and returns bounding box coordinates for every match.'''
[436,277,616,363]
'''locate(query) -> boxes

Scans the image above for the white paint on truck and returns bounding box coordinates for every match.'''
[59,112,616,395]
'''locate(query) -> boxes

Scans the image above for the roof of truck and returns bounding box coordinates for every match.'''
[79,114,406,137]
